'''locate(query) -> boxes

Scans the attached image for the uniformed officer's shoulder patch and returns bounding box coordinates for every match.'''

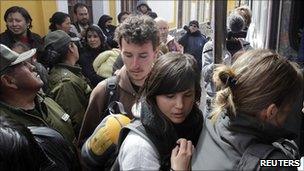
[61,77,71,82]
[59,70,72,82]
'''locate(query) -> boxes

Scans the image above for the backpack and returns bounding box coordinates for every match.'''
[236,139,299,171]
[81,101,131,170]
[110,119,158,171]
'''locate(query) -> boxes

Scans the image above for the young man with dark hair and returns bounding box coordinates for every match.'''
[78,15,160,149]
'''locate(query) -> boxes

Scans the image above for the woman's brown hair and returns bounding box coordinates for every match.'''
[211,49,303,122]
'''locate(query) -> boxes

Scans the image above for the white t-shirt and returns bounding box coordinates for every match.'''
[118,131,160,170]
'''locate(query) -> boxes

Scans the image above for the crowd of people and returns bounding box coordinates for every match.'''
[0,1,304,171]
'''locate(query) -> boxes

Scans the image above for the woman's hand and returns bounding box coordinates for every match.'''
[170,138,194,171]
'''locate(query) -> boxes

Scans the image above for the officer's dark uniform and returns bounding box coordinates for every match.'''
[0,93,75,144]
[48,63,91,136]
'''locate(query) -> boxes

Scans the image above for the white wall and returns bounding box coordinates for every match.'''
[148,0,175,23]
[92,0,104,24]
[56,0,68,13]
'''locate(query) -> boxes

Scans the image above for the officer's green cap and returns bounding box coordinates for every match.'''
[44,30,80,51]
[0,44,36,75]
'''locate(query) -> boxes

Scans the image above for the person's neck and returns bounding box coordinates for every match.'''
[0,91,36,110]
[11,30,27,38]
[63,55,77,66]
[130,79,144,87]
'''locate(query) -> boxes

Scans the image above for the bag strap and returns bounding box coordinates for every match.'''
[108,101,127,115]
[118,120,158,155]
[272,138,299,159]
[111,120,158,171]
[237,138,300,171]
[105,76,118,107]
[236,143,276,171]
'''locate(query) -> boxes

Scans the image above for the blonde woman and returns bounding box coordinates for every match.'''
[193,49,303,170]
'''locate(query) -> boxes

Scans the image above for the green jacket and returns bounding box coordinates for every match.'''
[48,63,91,135]
[0,93,75,144]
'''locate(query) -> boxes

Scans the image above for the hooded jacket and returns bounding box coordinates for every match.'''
[97,15,118,48]
[79,25,110,88]
[192,110,299,171]
[136,0,152,15]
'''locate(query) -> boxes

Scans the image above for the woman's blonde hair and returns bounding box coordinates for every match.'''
[211,49,303,122]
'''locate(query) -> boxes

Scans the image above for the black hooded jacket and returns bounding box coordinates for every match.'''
[97,15,118,48]
[79,25,110,88]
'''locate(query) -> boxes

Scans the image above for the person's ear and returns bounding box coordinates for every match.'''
[260,103,279,123]
[266,104,279,120]
[55,24,61,29]
[68,43,74,52]
[1,75,18,89]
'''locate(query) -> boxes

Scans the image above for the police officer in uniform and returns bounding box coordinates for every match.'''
[44,30,91,136]
[0,44,75,144]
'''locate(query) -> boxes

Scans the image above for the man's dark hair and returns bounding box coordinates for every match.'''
[114,15,160,50]
[117,11,130,23]
[73,3,88,14]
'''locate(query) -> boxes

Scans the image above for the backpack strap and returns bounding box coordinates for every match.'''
[237,138,300,171]
[116,120,158,155]
[105,76,119,107]
[111,120,158,171]
[236,143,276,171]
[125,121,158,154]
[272,139,299,159]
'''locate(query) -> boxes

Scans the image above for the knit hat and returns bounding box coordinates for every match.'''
[189,20,199,28]
[0,44,36,75]
[44,30,79,50]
